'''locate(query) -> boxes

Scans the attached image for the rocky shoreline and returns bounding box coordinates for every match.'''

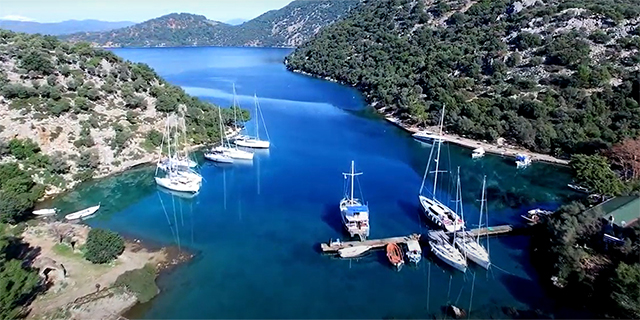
[285,66,570,166]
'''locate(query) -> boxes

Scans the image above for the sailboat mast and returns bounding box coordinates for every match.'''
[254,94,259,140]
[218,106,226,147]
[431,105,446,198]
[350,161,355,202]
[233,84,239,133]
[453,166,462,243]
[478,176,486,243]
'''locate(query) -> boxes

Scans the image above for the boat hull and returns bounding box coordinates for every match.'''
[204,152,234,163]
[338,246,371,258]
[65,205,100,220]
[455,238,490,269]
[234,139,270,149]
[33,208,57,216]
[431,242,467,272]
[155,177,200,193]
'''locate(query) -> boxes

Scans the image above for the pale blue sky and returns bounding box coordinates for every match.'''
[0,0,294,23]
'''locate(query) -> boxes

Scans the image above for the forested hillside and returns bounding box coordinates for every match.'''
[62,0,359,48]
[286,0,640,158]
[0,30,245,223]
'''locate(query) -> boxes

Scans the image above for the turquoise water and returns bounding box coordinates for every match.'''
[50,47,583,319]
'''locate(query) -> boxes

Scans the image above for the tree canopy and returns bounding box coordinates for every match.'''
[84,228,125,264]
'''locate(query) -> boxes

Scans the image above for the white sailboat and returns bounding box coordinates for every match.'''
[454,174,491,269]
[155,115,202,193]
[205,105,235,163]
[157,117,199,171]
[429,230,467,272]
[427,168,466,272]
[418,105,465,232]
[339,161,370,241]
[234,94,270,149]
[65,204,100,221]
[209,86,254,160]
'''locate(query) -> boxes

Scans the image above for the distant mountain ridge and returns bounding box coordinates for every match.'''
[0,19,135,35]
[61,0,360,48]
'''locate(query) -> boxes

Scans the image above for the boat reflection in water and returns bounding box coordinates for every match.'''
[157,186,200,200]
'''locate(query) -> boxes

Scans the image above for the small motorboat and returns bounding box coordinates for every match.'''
[65,204,100,221]
[386,243,405,271]
[405,239,422,264]
[412,131,442,144]
[516,154,531,168]
[471,147,485,159]
[521,209,551,225]
[338,245,372,258]
[33,208,57,216]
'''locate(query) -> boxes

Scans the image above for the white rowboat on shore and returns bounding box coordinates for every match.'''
[65,204,100,221]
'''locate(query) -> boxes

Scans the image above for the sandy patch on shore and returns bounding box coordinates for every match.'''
[22,222,168,320]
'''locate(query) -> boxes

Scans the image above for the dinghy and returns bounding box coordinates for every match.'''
[338,245,372,258]
[65,204,100,221]
[405,239,422,264]
[386,243,404,271]
[33,208,57,216]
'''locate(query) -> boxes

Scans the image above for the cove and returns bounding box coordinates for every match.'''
[50,47,582,319]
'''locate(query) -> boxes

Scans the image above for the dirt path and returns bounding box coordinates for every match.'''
[22,222,168,320]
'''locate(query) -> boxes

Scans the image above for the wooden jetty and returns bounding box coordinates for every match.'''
[321,234,421,253]
[320,225,514,254]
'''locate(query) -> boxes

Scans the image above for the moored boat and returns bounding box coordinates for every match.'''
[405,239,422,264]
[516,154,531,168]
[340,161,370,241]
[418,105,465,233]
[430,234,467,272]
[386,243,404,270]
[412,130,442,143]
[65,204,100,221]
[338,245,372,258]
[453,174,491,269]
[204,150,234,163]
[33,208,57,216]
[234,94,270,149]
[471,147,485,159]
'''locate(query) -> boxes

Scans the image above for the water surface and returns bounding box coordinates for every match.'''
[51,47,580,319]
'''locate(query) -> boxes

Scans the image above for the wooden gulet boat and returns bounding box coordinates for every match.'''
[386,243,404,271]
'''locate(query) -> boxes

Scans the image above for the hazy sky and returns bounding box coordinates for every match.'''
[0,0,294,23]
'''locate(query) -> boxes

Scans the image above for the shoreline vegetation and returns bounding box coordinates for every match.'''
[11,220,193,320]
[288,68,570,166]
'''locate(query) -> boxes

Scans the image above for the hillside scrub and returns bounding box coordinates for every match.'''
[286,0,640,158]
[0,30,250,204]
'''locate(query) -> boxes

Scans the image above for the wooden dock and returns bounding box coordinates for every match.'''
[455,225,513,238]
[321,234,420,253]
[320,225,514,253]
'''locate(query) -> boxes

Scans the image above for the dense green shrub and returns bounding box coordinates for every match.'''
[19,50,54,75]
[84,228,125,264]
[8,138,40,160]
[0,163,44,223]
[114,264,158,303]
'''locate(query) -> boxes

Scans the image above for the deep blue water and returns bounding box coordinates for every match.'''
[50,47,582,319]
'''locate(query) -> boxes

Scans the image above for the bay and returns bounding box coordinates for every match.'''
[50,47,581,319]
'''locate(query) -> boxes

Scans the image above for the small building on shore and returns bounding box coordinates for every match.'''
[589,196,640,245]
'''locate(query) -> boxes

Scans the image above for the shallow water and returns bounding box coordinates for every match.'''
[50,47,582,319]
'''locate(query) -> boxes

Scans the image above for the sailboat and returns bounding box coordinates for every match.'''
[453,174,490,269]
[155,115,202,193]
[157,117,199,171]
[210,87,254,160]
[428,169,467,273]
[339,161,370,241]
[418,105,465,232]
[234,94,270,149]
[205,106,236,163]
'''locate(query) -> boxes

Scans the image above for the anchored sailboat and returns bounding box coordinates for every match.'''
[339,161,370,241]
[208,86,254,162]
[418,105,465,232]
[155,115,202,193]
[429,168,467,272]
[453,174,490,269]
[234,94,270,149]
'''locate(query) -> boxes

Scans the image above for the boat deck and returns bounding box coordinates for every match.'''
[320,225,514,253]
